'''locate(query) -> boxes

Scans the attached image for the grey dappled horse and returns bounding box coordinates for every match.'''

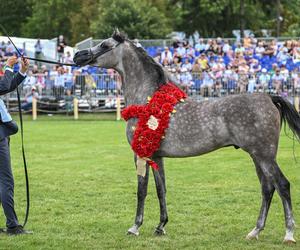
[74,31,300,243]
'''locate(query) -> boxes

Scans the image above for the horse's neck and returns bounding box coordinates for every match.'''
[120,56,160,106]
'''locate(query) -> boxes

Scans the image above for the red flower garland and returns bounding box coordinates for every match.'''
[121,82,187,170]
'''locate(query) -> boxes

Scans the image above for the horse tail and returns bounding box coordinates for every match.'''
[271,95,300,141]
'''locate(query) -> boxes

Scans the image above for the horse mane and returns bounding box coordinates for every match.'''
[112,30,167,85]
[134,46,167,85]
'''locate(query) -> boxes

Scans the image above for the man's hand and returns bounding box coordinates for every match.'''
[6,56,18,67]
[20,57,29,74]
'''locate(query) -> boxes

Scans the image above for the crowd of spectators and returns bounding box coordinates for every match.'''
[152,36,300,96]
[2,36,300,98]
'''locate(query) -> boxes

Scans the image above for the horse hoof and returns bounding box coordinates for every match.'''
[246,233,258,241]
[127,225,139,236]
[154,227,166,236]
[283,238,296,244]
[246,228,259,241]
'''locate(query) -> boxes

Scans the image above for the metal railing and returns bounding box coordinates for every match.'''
[3,72,300,98]
[1,73,300,113]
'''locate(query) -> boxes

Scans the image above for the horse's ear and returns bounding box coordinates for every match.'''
[112,28,126,43]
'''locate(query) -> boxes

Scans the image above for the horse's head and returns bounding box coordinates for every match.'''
[73,30,126,68]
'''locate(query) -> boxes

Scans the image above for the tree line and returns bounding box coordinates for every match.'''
[0,0,299,46]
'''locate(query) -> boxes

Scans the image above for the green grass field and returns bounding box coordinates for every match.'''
[0,114,299,250]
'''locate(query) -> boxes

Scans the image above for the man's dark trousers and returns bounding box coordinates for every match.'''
[0,137,19,228]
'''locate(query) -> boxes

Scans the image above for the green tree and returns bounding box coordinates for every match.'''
[21,0,78,42]
[91,0,172,39]
[170,0,268,37]
[0,0,32,36]
[69,0,98,45]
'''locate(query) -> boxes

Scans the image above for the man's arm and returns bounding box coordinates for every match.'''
[0,56,29,95]
[0,68,26,95]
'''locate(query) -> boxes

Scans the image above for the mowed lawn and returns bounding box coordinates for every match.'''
[0,114,299,250]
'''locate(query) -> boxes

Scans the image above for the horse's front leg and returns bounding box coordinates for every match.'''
[127,156,150,236]
[152,157,168,235]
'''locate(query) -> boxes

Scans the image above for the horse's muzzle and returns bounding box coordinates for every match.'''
[73,50,93,66]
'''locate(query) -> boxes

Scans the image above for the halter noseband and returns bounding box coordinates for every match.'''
[89,40,122,63]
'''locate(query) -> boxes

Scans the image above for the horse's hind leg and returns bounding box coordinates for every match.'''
[272,162,296,244]
[152,157,168,235]
[127,157,150,236]
[249,156,296,243]
[247,159,275,240]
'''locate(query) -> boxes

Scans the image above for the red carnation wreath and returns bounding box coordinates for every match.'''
[121,82,187,170]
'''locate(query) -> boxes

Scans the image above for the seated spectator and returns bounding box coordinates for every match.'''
[180,68,193,93]
[177,43,186,58]
[235,43,245,55]
[186,44,195,59]
[210,40,220,54]
[280,64,289,85]
[23,70,37,94]
[276,47,290,64]
[272,69,284,94]
[195,38,206,54]
[208,56,216,68]
[197,53,208,70]
[257,68,271,91]
[285,40,293,55]
[238,60,249,93]
[291,68,300,89]
[191,60,202,73]
[212,57,225,80]
[270,63,279,77]
[205,39,213,52]
[249,59,261,73]
[172,67,181,82]
[292,42,300,63]
[247,70,256,93]
[32,64,39,74]
[226,48,235,62]
[161,47,173,64]
[152,50,161,63]
[201,69,215,96]
[216,37,223,55]
[22,86,39,111]
[223,65,237,91]
[172,56,182,69]
[34,67,46,94]
[181,58,192,72]
[162,58,171,68]
[255,42,265,58]
[222,40,231,55]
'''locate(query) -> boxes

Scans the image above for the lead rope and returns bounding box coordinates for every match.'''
[16,87,30,227]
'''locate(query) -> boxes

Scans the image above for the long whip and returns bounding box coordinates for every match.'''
[0,24,30,227]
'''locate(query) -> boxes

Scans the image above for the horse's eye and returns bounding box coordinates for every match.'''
[100,43,109,49]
